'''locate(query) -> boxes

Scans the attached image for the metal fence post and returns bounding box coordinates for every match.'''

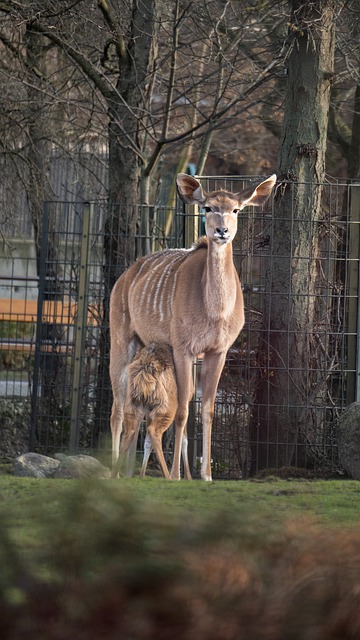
[347,184,360,404]
[29,203,50,450]
[69,202,92,453]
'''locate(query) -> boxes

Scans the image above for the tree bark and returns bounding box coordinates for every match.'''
[25,25,51,273]
[25,25,71,443]
[252,0,336,471]
[95,0,161,440]
[105,0,161,284]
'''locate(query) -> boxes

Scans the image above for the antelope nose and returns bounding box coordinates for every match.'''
[216,227,228,237]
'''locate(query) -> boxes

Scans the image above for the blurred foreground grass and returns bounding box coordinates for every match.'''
[1,471,360,639]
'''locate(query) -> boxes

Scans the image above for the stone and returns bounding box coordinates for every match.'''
[53,454,111,479]
[337,402,360,479]
[54,453,68,461]
[12,452,60,478]
[12,452,111,479]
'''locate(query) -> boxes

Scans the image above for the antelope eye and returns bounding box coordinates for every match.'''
[204,206,212,213]
[233,208,240,214]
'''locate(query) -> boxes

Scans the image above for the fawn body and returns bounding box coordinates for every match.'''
[115,343,178,479]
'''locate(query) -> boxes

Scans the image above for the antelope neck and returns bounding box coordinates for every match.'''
[203,239,236,319]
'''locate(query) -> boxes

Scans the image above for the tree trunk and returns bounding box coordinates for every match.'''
[95,0,161,442]
[26,26,68,444]
[252,0,336,471]
[25,25,55,278]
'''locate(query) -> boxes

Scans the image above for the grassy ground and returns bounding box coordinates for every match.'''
[2,471,360,532]
[1,468,360,639]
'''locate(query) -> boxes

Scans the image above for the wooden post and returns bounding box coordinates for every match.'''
[70,202,92,453]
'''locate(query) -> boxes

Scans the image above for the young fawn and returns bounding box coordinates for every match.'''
[112,343,179,479]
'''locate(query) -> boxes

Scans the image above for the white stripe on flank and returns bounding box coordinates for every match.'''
[144,272,158,316]
[129,257,151,311]
[168,270,179,318]
[134,254,166,313]
[143,254,174,318]
[153,263,171,322]
[128,249,188,322]
[158,253,185,321]
[121,288,126,321]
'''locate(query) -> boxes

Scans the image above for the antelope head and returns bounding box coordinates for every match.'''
[176,173,277,245]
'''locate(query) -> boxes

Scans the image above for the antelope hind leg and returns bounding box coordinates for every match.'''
[109,333,141,476]
[200,352,227,481]
[110,398,124,478]
[111,408,142,478]
[171,354,194,480]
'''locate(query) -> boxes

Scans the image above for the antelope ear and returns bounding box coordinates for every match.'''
[237,174,277,210]
[176,173,206,204]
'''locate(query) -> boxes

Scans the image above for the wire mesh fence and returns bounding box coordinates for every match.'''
[0,176,359,478]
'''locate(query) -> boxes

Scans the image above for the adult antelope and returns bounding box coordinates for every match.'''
[110,173,276,481]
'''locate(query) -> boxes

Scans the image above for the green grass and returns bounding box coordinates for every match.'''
[1,473,360,542]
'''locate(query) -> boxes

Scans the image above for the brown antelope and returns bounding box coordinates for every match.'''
[113,342,178,479]
[110,172,276,481]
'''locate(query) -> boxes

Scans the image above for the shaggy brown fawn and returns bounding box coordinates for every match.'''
[112,343,178,479]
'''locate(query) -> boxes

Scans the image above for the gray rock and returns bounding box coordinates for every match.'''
[53,453,68,462]
[12,452,111,479]
[53,454,111,479]
[338,402,360,479]
[12,452,60,478]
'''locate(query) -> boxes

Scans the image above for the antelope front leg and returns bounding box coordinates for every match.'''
[200,352,227,481]
[171,354,194,481]
[181,427,192,481]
